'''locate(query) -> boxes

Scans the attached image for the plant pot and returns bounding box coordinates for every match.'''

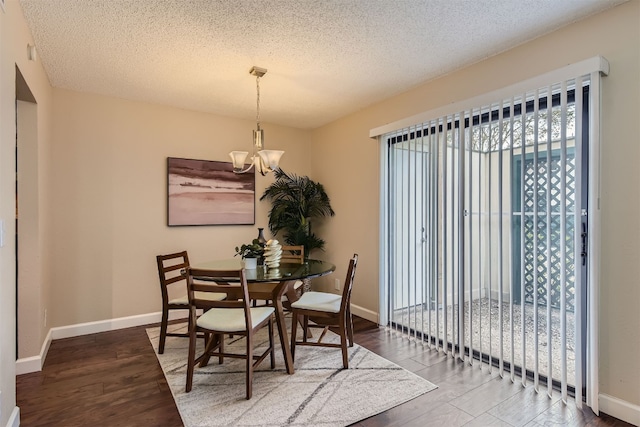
[242,257,258,270]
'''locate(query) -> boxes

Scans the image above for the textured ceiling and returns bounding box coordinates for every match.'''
[19,0,625,129]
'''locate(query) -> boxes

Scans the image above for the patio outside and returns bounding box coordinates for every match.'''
[393,296,576,385]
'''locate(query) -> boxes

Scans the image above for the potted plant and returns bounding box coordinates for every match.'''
[234,239,264,269]
[260,169,335,258]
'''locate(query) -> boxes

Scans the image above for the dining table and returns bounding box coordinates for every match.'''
[193,258,336,374]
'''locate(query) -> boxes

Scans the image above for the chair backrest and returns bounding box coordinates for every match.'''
[340,254,358,314]
[156,251,190,305]
[186,267,252,325]
[280,245,305,264]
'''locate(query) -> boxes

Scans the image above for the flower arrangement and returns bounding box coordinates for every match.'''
[234,239,264,259]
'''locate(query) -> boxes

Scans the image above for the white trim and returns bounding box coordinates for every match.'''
[369,56,610,138]
[378,135,389,326]
[599,394,640,426]
[50,310,187,340]
[587,70,602,414]
[15,328,51,375]
[15,355,42,376]
[351,303,378,324]
[15,310,189,374]
[7,407,20,427]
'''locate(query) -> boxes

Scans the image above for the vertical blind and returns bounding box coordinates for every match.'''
[378,58,608,411]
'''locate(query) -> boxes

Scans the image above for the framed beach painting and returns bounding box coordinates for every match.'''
[167,157,255,226]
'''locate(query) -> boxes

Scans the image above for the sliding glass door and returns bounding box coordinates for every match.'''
[384,80,590,401]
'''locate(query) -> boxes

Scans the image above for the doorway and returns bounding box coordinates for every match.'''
[15,66,40,360]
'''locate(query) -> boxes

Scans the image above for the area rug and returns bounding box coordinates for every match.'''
[147,320,437,427]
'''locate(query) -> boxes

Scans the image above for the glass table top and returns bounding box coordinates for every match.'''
[193,258,336,282]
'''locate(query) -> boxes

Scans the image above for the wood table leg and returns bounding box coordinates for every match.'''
[273,280,295,374]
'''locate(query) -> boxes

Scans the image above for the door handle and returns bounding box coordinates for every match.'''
[581,222,587,266]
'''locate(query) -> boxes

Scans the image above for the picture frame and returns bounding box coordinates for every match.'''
[167,157,255,226]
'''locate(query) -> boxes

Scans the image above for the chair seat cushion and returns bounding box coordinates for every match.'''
[169,292,226,305]
[291,291,341,313]
[197,307,275,332]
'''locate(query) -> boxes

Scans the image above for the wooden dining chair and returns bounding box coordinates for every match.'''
[185,267,276,400]
[280,245,305,298]
[290,254,358,369]
[156,251,226,354]
[280,245,305,264]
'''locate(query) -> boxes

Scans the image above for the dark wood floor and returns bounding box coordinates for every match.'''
[17,317,631,427]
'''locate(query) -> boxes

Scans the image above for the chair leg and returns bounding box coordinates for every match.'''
[268,318,276,369]
[199,334,220,368]
[297,315,308,337]
[186,328,197,392]
[346,309,354,347]
[339,321,349,369]
[290,312,298,361]
[246,333,253,400]
[159,309,169,354]
[302,316,309,343]
[218,334,224,365]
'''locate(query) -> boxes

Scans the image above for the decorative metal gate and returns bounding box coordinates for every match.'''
[513,149,576,312]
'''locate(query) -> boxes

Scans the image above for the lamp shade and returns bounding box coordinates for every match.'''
[257,150,285,171]
[229,151,249,171]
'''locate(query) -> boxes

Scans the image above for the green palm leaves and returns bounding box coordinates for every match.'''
[260,169,335,257]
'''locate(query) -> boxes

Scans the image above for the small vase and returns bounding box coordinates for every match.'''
[256,228,267,265]
[256,228,267,245]
[242,257,257,270]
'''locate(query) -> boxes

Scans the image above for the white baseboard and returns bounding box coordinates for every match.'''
[351,303,378,324]
[50,310,187,340]
[15,355,42,376]
[599,393,640,426]
[7,406,20,427]
[15,310,189,375]
[15,328,52,375]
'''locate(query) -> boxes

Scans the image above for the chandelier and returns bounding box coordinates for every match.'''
[229,66,284,176]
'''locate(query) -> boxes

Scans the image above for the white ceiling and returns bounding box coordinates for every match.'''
[19,0,625,129]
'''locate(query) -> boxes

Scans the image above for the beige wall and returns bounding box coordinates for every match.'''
[312,0,639,409]
[49,88,312,327]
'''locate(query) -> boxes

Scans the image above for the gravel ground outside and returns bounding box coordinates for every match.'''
[393,297,576,385]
